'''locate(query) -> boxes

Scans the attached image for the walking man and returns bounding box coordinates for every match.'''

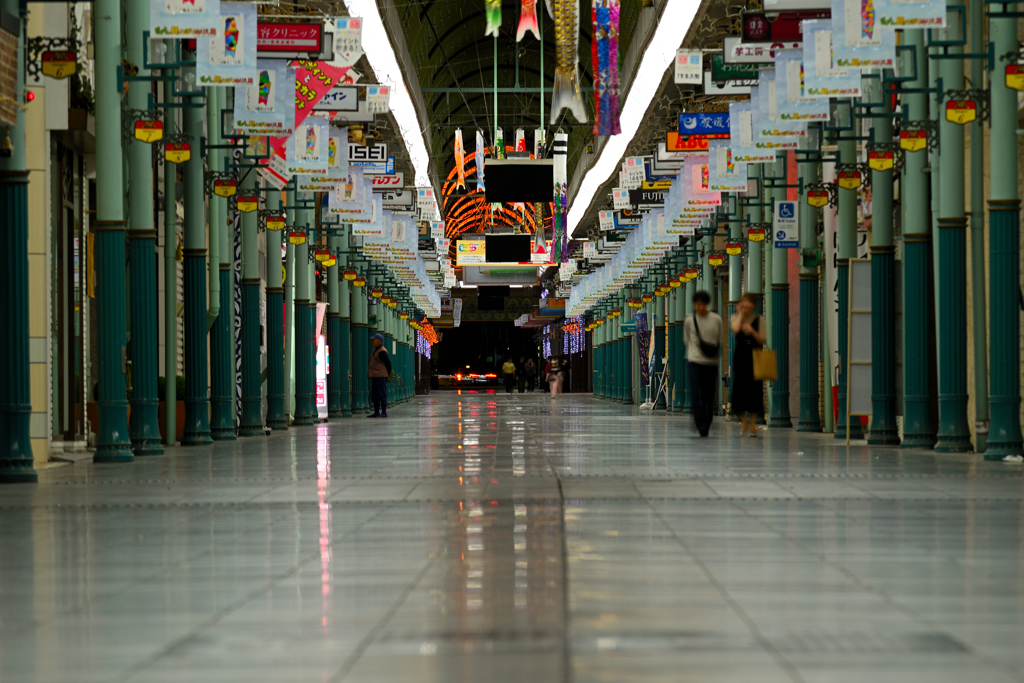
[683,291,724,437]
[502,356,516,394]
[368,333,392,418]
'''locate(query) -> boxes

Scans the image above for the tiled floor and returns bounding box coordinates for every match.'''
[2,392,1023,682]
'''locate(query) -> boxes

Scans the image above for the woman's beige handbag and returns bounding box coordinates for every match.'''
[752,348,778,381]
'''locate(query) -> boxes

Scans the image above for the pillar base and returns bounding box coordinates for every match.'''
[797,274,822,432]
[867,430,901,446]
[266,288,287,431]
[181,248,212,446]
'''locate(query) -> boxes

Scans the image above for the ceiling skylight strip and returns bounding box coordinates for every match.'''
[343,0,432,186]
[566,0,701,235]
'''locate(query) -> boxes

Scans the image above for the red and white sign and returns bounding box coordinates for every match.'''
[257,23,323,52]
[371,172,405,188]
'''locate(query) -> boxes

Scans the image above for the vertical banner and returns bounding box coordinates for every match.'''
[197,2,258,85]
[634,312,651,386]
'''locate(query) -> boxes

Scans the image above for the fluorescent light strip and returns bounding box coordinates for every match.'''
[566,0,701,235]
[343,0,432,186]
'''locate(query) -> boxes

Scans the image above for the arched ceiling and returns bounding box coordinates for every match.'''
[393,0,656,232]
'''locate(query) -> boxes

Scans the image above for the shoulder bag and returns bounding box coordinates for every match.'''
[692,314,720,359]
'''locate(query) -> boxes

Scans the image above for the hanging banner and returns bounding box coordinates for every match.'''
[802,20,862,98]
[366,85,390,114]
[675,49,702,84]
[233,60,294,137]
[197,3,258,86]
[874,0,946,27]
[831,0,897,68]
[150,0,221,37]
[593,0,622,136]
[296,126,348,192]
[333,17,364,66]
[774,50,830,121]
[285,115,330,175]
[454,128,466,190]
[634,312,652,386]
[475,130,486,193]
[679,112,730,135]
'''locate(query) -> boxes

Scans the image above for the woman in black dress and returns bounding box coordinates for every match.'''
[730,293,767,437]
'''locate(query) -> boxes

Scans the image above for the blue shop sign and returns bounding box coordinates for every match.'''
[679,113,730,136]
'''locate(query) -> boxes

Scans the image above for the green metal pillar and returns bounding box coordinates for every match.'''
[985,6,1022,457]
[770,153,793,427]
[670,254,685,412]
[125,0,162,455]
[292,192,316,425]
[351,267,368,413]
[901,29,936,448]
[654,284,667,409]
[798,131,822,432]
[181,82,212,446]
[835,129,862,440]
[327,234,342,417]
[338,247,352,416]
[92,0,134,460]
[934,8,972,452]
[0,0,36,480]
[969,0,988,453]
[747,169,765,424]
[162,78,177,446]
[265,192,287,429]
[209,88,235,440]
[620,293,632,404]
[682,246,696,414]
[238,169,263,436]
[867,79,899,444]
[591,315,601,397]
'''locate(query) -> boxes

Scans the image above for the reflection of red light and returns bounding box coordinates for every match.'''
[489,500,498,506]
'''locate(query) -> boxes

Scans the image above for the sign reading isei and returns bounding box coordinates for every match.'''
[679,113,730,136]
[774,200,798,248]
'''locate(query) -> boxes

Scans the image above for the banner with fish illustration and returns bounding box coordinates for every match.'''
[232,60,295,137]
[296,126,348,192]
[285,115,330,175]
[197,3,257,86]
[550,0,586,124]
[517,0,540,41]
[830,0,896,67]
[150,0,221,37]
[475,131,486,193]
[592,0,620,136]
[454,129,467,190]
[485,0,501,36]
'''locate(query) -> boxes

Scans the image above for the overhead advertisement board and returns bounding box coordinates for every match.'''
[455,239,555,267]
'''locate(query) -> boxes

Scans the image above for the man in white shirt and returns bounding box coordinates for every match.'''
[683,290,724,437]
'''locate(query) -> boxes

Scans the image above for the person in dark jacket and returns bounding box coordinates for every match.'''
[367,333,392,418]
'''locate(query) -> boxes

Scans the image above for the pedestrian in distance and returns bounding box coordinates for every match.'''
[502,356,516,394]
[684,290,725,437]
[524,358,537,392]
[730,292,767,436]
[517,356,528,393]
[367,333,392,418]
[547,358,564,399]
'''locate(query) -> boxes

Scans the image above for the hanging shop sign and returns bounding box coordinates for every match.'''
[726,242,743,255]
[266,214,286,231]
[134,120,163,143]
[353,277,366,287]
[164,142,190,164]
[257,22,323,53]
[315,249,330,262]
[628,189,667,207]
[748,227,766,242]
[868,151,894,171]
[1006,64,1024,91]
[708,253,724,266]
[41,51,76,79]
[723,36,803,64]
[323,256,336,267]
[837,171,861,190]
[371,172,405,188]
[343,269,358,281]
[685,268,700,281]
[679,113,730,136]
[642,293,655,302]
[666,132,730,152]
[288,231,306,245]
[900,130,927,152]
[710,54,758,82]
[807,189,829,207]
[237,195,258,213]
[315,86,359,111]
[348,142,388,163]
[213,179,237,197]
[371,288,383,298]
[945,100,976,125]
